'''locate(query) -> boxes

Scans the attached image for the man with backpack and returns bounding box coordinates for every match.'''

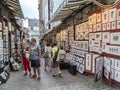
[52,43,62,78]
[30,38,41,81]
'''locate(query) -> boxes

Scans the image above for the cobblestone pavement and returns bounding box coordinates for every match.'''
[0,60,120,90]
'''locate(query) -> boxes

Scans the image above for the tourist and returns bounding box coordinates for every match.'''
[52,43,62,78]
[30,38,41,81]
[43,43,52,71]
[21,42,31,77]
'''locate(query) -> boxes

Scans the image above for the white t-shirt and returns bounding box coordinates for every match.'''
[59,50,66,55]
[45,46,52,58]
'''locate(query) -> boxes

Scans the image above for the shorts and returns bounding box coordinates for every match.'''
[31,60,40,68]
[53,61,59,68]
[45,58,51,63]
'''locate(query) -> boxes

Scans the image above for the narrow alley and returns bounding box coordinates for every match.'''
[0,60,120,90]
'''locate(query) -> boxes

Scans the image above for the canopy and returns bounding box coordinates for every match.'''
[49,0,90,23]
[3,0,24,18]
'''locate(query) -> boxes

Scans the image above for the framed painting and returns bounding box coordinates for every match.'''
[85,53,93,73]
[117,20,120,29]
[102,32,110,43]
[94,56,104,83]
[109,8,117,22]
[110,32,120,45]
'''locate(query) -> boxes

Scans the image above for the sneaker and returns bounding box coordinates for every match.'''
[29,73,32,77]
[23,72,27,76]
[36,77,41,82]
[31,75,37,79]
[53,74,57,78]
[58,73,63,78]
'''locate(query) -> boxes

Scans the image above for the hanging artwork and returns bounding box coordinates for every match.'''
[92,46,102,53]
[102,10,109,23]
[107,23,111,30]
[109,8,117,22]
[95,32,102,40]
[104,57,111,72]
[115,59,120,71]
[93,24,97,32]
[117,20,120,29]
[102,32,110,43]
[85,54,92,73]
[92,41,101,47]
[97,23,102,31]
[103,23,107,31]
[97,12,102,23]
[117,8,120,20]
[94,56,104,83]
[111,21,117,30]
[89,33,95,40]
[114,70,120,83]
[110,32,120,45]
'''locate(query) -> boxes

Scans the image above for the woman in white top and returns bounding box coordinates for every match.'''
[44,43,52,71]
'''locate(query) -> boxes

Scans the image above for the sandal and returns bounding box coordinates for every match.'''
[31,75,37,79]
[36,77,41,82]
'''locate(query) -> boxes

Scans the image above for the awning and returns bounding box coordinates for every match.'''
[3,0,24,18]
[49,0,90,23]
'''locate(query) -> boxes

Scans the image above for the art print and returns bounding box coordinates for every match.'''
[89,33,95,40]
[109,8,117,22]
[92,41,101,47]
[89,24,93,32]
[95,32,102,40]
[78,64,84,74]
[85,54,92,73]
[96,23,101,31]
[93,14,97,24]
[89,15,93,25]
[102,32,110,43]
[115,59,120,71]
[103,23,107,31]
[110,32,120,45]
[117,20,120,29]
[111,21,116,30]
[94,56,104,82]
[97,13,102,23]
[114,70,120,83]
[104,57,111,72]
[107,23,111,30]
[117,9,120,20]
[102,11,109,23]
[92,46,102,53]
[84,32,89,40]
[93,24,96,32]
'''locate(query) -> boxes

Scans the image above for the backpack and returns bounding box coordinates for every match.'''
[53,48,59,62]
